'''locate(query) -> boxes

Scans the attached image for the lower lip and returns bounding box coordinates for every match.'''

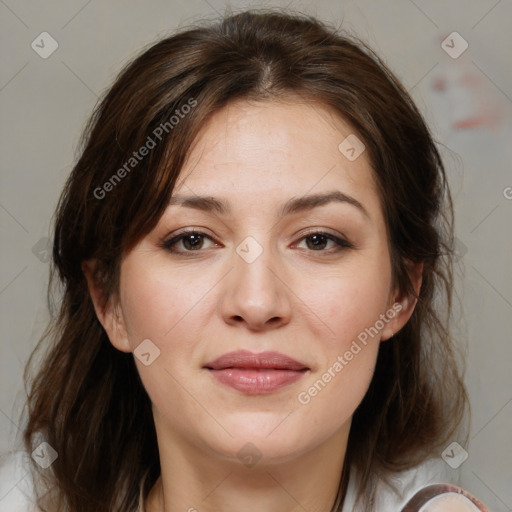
[207,368,307,394]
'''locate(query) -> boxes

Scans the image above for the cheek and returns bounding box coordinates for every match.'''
[119,257,209,345]
[118,254,222,403]
[294,257,390,421]
[117,259,213,412]
[120,278,176,344]
[297,346,378,441]
[297,276,386,430]
[310,260,392,345]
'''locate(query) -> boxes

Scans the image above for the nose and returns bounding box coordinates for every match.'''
[218,241,293,332]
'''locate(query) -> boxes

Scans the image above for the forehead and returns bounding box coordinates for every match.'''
[173,98,379,216]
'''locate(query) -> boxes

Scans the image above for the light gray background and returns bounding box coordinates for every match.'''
[1,0,511,510]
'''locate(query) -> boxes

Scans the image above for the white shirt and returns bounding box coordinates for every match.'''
[0,450,467,512]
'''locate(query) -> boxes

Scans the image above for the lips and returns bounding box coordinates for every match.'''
[204,350,309,394]
[204,350,308,371]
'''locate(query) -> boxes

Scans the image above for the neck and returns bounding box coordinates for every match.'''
[145,425,350,512]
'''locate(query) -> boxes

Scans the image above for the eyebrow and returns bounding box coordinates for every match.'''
[168,191,370,219]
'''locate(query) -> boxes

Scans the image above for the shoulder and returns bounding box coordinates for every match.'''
[0,451,41,512]
[343,457,487,512]
[401,484,490,511]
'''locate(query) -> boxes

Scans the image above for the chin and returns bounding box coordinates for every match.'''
[198,411,321,466]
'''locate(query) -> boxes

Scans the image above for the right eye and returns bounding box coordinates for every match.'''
[161,230,220,254]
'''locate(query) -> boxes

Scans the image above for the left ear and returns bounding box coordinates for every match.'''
[381,260,424,341]
[81,259,132,353]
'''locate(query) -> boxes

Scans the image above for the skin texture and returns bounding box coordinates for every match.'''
[84,98,422,512]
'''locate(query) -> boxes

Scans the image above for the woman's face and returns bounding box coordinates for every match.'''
[98,99,416,465]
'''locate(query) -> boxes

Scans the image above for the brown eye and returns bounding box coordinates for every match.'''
[296,231,353,253]
[180,233,205,251]
[162,230,218,254]
[304,233,329,250]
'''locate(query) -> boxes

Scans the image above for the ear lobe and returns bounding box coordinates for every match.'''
[381,261,424,341]
[81,259,131,353]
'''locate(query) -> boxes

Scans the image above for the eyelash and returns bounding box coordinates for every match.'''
[161,229,354,256]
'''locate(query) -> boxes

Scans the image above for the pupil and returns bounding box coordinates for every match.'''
[307,234,327,250]
[185,234,202,249]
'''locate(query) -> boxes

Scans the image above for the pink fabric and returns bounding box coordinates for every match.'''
[401,484,489,511]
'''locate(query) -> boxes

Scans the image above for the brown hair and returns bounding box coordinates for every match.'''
[22,8,468,511]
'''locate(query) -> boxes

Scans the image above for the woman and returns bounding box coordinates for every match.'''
[0,9,489,512]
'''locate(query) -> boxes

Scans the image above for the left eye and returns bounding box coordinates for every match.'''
[161,230,352,254]
[294,232,352,252]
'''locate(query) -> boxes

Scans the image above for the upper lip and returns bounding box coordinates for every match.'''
[203,350,309,371]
